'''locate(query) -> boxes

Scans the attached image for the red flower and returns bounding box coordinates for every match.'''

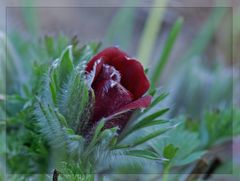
[86,47,152,130]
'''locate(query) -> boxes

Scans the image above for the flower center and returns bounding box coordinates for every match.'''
[102,64,121,82]
[92,63,121,89]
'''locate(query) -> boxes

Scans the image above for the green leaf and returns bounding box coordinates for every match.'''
[68,134,84,142]
[56,34,70,56]
[131,127,172,147]
[35,99,68,149]
[45,34,70,59]
[109,136,118,147]
[175,151,205,166]
[49,78,57,105]
[151,17,183,84]
[144,92,169,113]
[127,119,169,135]
[151,123,204,166]
[163,144,179,160]
[49,45,74,97]
[59,72,89,131]
[117,108,169,142]
[138,108,169,124]
[63,127,75,135]
[202,109,235,147]
[58,46,74,86]
[75,42,101,64]
[88,119,106,148]
[53,109,68,127]
[126,149,160,160]
[98,127,118,145]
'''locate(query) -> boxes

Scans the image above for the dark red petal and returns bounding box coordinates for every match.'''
[86,47,150,99]
[86,47,127,73]
[104,95,152,130]
[112,95,152,115]
[90,79,133,124]
[117,59,150,99]
[104,112,132,130]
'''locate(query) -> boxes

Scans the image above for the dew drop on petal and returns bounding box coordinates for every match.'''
[96,59,101,64]
[110,80,117,88]
[125,56,131,60]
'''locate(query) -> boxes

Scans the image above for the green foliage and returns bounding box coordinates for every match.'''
[5,32,70,98]
[5,32,175,178]
[126,149,160,160]
[152,123,205,168]
[33,39,99,174]
[58,162,94,181]
[114,91,174,148]
[53,46,74,89]
[6,107,50,174]
[4,35,86,174]
[47,46,90,131]
[35,99,68,150]
[163,144,179,160]
[128,119,169,135]
[44,34,70,59]
[201,108,238,147]
[5,35,100,175]
[150,107,236,175]
[62,72,89,131]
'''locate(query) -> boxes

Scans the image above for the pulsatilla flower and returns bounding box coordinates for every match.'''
[86,47,152,130]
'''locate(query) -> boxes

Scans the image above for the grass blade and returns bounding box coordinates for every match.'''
[139,108,169,123]
[126,149,160,160]
[131,127,171,147]
[151,17,184,84]
[137,0,168,67]
[128,119,169,134]
[144,92,169,113]
[114,125,173,149]
[117,108,169,142]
